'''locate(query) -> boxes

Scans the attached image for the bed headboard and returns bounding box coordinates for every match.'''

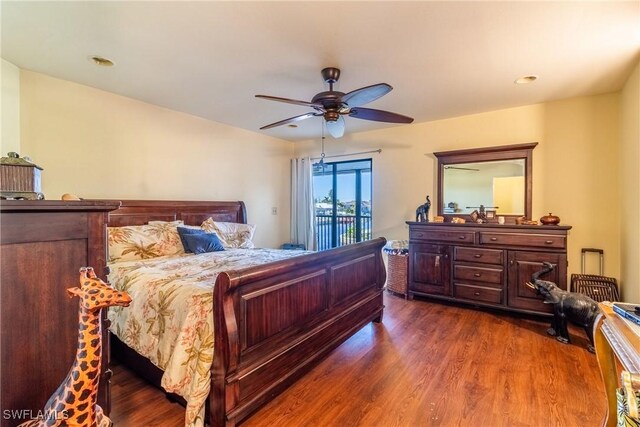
[97,200,247,227]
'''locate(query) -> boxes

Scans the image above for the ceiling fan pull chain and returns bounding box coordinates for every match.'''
[321,122,326,158]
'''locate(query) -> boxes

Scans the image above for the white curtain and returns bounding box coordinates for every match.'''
[290,157,316,251]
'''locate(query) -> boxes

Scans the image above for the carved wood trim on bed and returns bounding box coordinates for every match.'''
[102,200,385,427]
[98,199,247,226]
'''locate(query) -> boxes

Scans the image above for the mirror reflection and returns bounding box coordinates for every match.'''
[442,159,525,215]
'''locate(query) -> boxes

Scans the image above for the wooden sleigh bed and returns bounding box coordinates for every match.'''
[103,200,386,426]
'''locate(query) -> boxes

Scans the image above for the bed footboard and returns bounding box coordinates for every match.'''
[211,237,386,426]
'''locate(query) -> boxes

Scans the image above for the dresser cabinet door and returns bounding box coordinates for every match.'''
[409,244,451,296]
[507,251,567,313]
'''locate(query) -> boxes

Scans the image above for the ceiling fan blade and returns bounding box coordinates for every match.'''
[255,95,324,110]
[341,83,392,107]
[349,107,414,123]
[259,112,318,130]
[325,116,345,138]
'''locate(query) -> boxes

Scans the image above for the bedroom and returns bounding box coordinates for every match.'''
[1,1,639,426]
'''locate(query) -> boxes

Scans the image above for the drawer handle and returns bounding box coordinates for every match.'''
[459,235,467,240]
[415,232,423,237]
[545,240,553,244]
[474,292,480,296]
[490,237,498,241]
[474,273,481,277]
[473,254,482,258]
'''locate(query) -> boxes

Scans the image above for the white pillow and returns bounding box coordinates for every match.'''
[201,218,256,249]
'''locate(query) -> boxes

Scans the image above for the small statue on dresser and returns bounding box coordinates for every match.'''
[415,196,431,222]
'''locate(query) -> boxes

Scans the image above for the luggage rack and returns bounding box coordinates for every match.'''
[571,248,619,302]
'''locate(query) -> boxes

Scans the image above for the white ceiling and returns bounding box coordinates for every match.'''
[2,1,639,142]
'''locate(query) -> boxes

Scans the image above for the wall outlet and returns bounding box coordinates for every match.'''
[271,207,277,215]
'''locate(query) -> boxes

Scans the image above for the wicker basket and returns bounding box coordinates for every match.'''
[386,253,408,298]
[571,274,620,302]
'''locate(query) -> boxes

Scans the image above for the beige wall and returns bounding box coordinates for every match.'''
[620,60,640,301]
[294,93,622,283]
[15,67,636,296]
[542,95,620,279]
[19,71,293,248]
[1,59,21,154]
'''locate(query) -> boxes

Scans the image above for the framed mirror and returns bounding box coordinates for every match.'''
[434,142,537,223]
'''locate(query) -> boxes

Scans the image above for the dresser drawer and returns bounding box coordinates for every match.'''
[479,232,566,249]
[410,229,475,244]
[454,284,502,304]
[454,264,503,285]
[454,247,503,265]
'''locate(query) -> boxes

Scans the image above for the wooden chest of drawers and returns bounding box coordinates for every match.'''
[1,200,120,426]
[407,222,571,316]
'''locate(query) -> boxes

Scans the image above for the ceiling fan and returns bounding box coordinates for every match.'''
[256,67,414,138]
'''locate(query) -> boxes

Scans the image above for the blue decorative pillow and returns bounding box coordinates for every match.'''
[177,226,206,253]
[181,233,225,254]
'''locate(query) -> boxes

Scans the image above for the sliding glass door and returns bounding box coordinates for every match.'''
[313,159,372,251]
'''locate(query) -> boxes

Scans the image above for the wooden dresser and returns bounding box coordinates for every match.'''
[0,200,120,426]
[407,221,572,316]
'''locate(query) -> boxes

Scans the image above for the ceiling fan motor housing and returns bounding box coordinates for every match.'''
[311,90,345,113]
[321,67,341,84]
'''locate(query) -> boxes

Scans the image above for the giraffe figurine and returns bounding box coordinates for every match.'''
[20,267,131,427]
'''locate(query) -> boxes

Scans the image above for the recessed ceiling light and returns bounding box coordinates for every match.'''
[287,124,298,128]
[514,75,538,84]
[89,56,115,67]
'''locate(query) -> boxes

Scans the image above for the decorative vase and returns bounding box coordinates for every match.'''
[540,212,560,225]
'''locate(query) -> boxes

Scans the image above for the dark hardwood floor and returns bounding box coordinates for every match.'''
[110,293,606,426]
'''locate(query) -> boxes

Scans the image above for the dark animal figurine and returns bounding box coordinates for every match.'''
[415,195,431,222]
[526,262,601,353]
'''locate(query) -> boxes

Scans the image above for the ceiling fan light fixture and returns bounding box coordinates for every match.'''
[324,111,340,122]
[89,55,115,67]
[514,75,538,84]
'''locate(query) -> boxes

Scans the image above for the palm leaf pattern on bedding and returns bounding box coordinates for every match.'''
[114,270,143,293]
[107,248,311,427]
[183,322,214,378]
[122,317,142,348]
[147,222,182,245]
[224,230,252,247]
[200,218,255,248]
[121,241,163,259]
[108,227,133,244]
[108,223,185,262]
[146,284,180,338]
[156,349,167,372]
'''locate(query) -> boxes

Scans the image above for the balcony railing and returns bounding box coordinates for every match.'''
[315,214,372,251]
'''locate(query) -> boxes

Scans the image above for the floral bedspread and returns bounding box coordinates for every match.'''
[107,248,310,427]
